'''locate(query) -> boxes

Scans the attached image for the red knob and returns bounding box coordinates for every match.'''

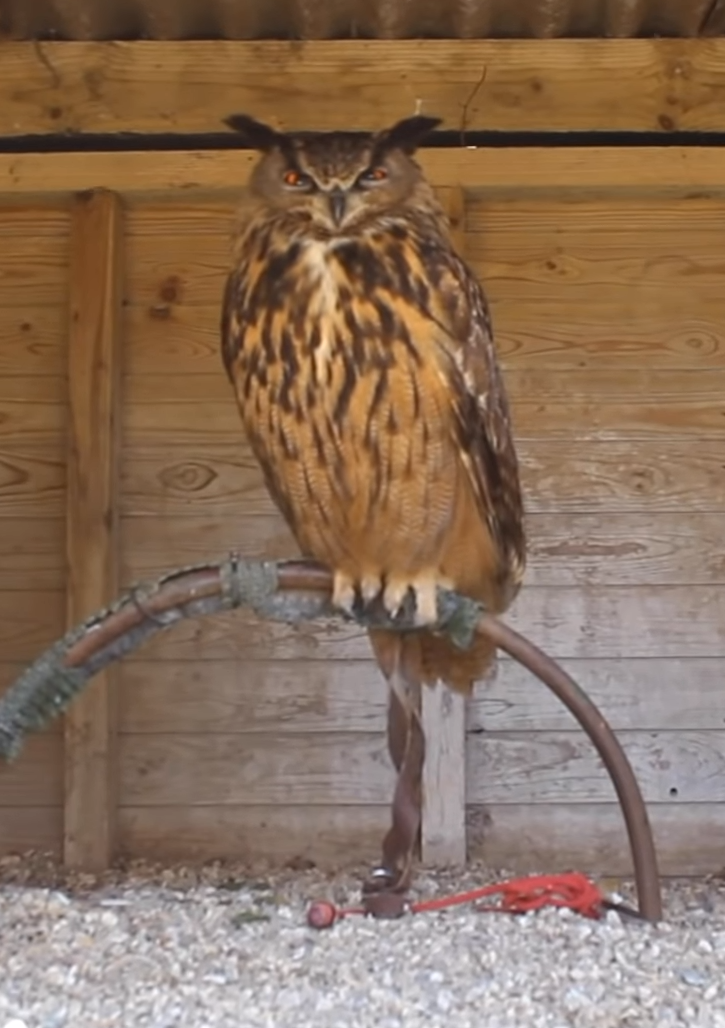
[307,900,337,929]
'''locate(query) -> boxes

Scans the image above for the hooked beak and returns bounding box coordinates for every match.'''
[328,188,346,226]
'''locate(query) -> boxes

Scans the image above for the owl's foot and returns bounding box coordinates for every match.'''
[332,568,452,629]
[383,571,450,628]
[332,570,388,616]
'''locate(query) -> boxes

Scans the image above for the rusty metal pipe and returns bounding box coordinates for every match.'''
[476,613,662,923]
[278,561,663,920]
[0,557,662,921]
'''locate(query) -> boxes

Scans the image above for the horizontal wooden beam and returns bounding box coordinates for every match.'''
[2,147,725,199]
[112,800,725,876]
[0,39,724,138]
[468,802,725,877]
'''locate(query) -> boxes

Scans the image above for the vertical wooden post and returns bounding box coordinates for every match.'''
[64,189,123,870]
[421,186,468,867]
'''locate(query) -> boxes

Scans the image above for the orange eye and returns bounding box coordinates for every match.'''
[283,169,313,189]
[358,166,388,187]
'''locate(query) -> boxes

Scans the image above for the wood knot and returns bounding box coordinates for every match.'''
[158,460,217,493]
[657,113,676,132]
[159,275,183,304]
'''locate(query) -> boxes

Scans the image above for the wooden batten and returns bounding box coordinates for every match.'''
[4,148,725,200]
[420,186,467,868]
[64,189,123,870]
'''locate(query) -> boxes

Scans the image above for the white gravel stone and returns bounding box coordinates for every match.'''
[1,854,725,1027]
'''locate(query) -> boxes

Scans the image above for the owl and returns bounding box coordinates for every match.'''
[220,114,526,697]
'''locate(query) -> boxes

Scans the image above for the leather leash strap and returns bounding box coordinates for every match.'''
[362,678,425,919]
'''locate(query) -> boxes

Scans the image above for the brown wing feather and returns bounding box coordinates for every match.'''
[401,219,526,600]
[424,240,526,603]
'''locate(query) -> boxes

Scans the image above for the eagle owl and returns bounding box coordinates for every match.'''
[221,114,526,694]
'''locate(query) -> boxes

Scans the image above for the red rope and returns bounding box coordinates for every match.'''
[307,872,629,929]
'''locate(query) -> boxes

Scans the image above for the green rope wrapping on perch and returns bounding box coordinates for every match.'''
[0,556,482,763]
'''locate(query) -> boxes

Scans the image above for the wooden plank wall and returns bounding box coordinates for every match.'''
[116,182,723,867]
[465,194,725,874]
[116,182,725,874]
[2,149,725,874]
[0,203,69,854]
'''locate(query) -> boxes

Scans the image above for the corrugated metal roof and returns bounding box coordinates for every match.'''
[1,0,722,41]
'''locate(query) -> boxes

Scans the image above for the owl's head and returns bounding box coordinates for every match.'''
[224,113,442,233]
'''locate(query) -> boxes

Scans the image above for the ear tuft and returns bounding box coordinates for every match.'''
[223,114,285,152]
[375,115,442,155]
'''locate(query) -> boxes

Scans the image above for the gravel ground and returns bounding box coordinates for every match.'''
[1,853,725,1028]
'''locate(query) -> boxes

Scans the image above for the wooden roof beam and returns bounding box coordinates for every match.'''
[0,39,724,137]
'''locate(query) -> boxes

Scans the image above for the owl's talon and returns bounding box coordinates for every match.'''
[380,574,449,628]
[411,578,439,627]
[332,571,356,614]
[382,579,409,620]
[360,574,383,605]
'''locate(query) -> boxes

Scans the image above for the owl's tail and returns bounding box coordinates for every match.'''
[368,628,496,696]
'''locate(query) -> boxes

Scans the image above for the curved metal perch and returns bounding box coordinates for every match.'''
[0,556,662,922]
